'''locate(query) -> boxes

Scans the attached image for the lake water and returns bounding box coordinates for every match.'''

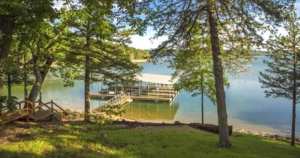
[1,56,299,137]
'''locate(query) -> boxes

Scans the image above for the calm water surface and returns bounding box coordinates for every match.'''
[1,56,299,136]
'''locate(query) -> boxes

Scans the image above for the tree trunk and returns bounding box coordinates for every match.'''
[291,89,296,146]
[7,73,12,99]
[291,46,297,146]
[84,54,91,122]
[84,24,91,122]
[207,1,231,148]
[201,73,204,125]
[24,55,28,100]
[7,73,12,110]
[28,56,53,103]
[0,16,15,63]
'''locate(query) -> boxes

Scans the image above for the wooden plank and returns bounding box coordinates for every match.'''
[0,110,29,124]
[29,110,53,121]
[130,96,171,102]
[44,101,68,115]
[90,93,174,102]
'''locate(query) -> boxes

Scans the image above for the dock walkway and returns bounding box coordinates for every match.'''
[90,73,178,103]
[102,94,133,107]
[93,94,132,113]
[90,86,177,103]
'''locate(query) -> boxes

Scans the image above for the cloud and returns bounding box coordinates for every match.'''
[129,28,167,50]
[296,0,300,14]
[53,0,64,9]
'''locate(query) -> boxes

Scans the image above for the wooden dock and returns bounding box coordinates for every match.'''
[93,94,132,112]
[91,73,178,103]
[101,94,133,106]
[90,93,174,102]
[90,85,177,103]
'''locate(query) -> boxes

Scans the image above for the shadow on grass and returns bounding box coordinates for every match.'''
[0,150,40,158]
[0,121,299,158]
[0,121,128,158]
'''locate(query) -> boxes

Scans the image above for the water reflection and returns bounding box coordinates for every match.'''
[0,56,299,136]
[122,101,179,122]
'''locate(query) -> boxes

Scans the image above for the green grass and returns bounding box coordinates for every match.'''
[0,122,299,158]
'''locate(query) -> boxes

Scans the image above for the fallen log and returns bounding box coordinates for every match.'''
[113,120,232,135]
[189,123,232,136]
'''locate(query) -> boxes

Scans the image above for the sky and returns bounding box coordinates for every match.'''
[54,0,300,50]
[129,28,167,50]
[129,1,300,50]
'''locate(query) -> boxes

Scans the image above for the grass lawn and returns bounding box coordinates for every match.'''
[0,122,299,158]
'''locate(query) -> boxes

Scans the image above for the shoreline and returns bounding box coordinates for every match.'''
[110,118,300,145]
[63,108,300,140]
[62,108,300,144]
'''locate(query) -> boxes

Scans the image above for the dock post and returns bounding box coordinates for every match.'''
[147,85,149,96]
[138,81,141,96]
[51,100,54,113]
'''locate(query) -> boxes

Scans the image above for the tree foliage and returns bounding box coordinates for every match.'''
[259,10,300,146]
[54,0,142,121]
[137,0,293,147]
[0,0,55,64]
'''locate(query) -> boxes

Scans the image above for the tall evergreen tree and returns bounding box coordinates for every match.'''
[173,50,216,125]
[140,0,292,147]
[171,25,243,125]
[60,0,140,122]
[259,11,300,146]
[171,26,216,125]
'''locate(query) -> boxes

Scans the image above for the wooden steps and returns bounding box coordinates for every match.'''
[29,110,54,121]
[0,110,29,124]
[94,94,132,112]
[0,100,67,124]
[102,94,132,107]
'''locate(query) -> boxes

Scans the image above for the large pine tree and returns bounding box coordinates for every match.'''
[260,11,300,146]
[60,0,140,122]
[140,0,292,147]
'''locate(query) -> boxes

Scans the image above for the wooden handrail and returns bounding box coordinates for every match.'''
[95,94,131,112]
[44,100,68,115]
[1,100,68,116]
[38,102,59,113]
[52,101,68,115]
[0,104,8,114]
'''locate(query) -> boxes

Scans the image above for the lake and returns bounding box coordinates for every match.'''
[1,56,299,137]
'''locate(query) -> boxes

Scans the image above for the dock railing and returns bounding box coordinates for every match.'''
[93,85,178,103]
[102,94,132,107]
[0,100,68,116]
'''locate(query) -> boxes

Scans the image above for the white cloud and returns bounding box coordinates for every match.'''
[296,0,300,15]
[55,0,300,50]
[129,28,167,50]
[53,0,64,10]
[129,34,167,50]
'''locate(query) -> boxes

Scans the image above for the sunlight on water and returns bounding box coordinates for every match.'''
[1,56,299,136]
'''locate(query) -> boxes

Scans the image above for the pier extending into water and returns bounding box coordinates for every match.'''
[90,73,178,103]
